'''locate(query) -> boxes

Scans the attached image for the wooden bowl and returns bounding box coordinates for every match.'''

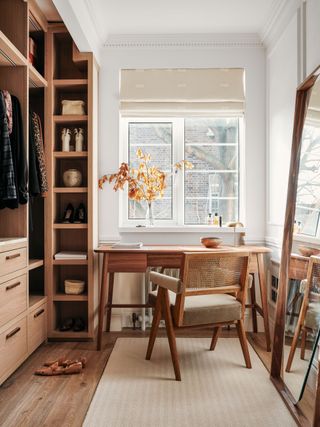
[200,237,222,248]
[298,245,320,257]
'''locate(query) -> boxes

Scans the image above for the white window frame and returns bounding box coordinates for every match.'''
[119,116,245,228]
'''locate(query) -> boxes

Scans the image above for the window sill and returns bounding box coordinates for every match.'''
[119,226,246,233]
[293,234,320,245]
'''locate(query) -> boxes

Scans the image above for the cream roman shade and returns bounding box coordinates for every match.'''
[120,68,245,116]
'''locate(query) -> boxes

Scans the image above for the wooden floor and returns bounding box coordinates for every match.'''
[0,329,282,427]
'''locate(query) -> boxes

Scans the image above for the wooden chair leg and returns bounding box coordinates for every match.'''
[250,274,258,333]
[210,326,221,351]
[106,273,114,332]
[300,328,307,360]
[146,287,162,360]
[162,288,181,381]
[285,323,302,372]
[236,320,252,368]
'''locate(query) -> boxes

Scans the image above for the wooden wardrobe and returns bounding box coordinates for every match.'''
[0,0,98,385]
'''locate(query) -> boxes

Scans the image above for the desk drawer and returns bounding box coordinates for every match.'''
[28,303,47,354]
[108,253,147,272]
[0,274,27,328]
[0,247,27,277]
[0,317,27,382]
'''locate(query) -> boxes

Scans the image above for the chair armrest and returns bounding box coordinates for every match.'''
[150,271,182,293]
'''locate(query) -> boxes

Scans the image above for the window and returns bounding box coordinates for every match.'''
[120,117,243,227]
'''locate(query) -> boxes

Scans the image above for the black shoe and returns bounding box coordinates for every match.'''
[62,203,74,223]
[73,317,86,332]
[74,203,86,223]
[59,318,74,331]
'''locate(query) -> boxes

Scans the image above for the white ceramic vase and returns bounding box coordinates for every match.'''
[61,128,71,152]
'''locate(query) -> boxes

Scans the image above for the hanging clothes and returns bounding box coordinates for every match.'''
[0,91,28,209]
[29,111,48,197]
[0,91,17,203]
[31,112,48,195]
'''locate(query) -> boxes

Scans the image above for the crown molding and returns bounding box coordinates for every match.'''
[261,0,301,50]
[103,33,263,49]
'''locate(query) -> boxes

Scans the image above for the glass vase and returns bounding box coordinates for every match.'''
[146,202,154,226]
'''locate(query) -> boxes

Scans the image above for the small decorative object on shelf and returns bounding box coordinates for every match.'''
[74,128,84,151]
[63,168,82,187]
[64,279,85,295]
[200,237,222,248]
[61,100,85,115]
[61,128,71,151]
[99,148,193,226]
[28,37,37,65]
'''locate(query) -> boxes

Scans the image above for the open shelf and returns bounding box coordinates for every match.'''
[53,79,88,88]
[53,294,88,302]
[53,223,88,229]
[53,187,88,193]
[29,63,47,88]
[53,151,88,158]
[50,330,89,339]
[29,294,46,309]
[0,30,28,66]
[53,115,88,123]
[53,259,88,265]
[28,259,44,271]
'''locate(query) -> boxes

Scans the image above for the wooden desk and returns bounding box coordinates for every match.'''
[95,245,271,351]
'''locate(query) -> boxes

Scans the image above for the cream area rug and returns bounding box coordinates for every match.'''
[84,338,296,427]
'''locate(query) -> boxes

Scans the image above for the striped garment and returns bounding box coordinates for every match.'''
[0,91,17,201]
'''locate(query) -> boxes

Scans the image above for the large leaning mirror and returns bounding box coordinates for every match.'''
[271,66,320,427]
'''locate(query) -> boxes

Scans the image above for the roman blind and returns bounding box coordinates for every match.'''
[120,68,245,116]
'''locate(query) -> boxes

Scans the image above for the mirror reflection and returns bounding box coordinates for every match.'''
[282,77,320,402]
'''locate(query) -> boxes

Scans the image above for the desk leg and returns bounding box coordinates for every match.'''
[106,273,114,332]
[257,253,271,352]
[250,273,258,333]
[97,253,109,351]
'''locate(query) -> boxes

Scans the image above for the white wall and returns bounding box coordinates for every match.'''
[97,43,266,326]
[98,45,266,244]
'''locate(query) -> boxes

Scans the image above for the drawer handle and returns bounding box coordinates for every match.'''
[6,281,21,291]
[34,308,45,318]
[6,327,21,340]
[6,253,21,261]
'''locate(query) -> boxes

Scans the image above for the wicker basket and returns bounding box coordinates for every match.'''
[64,279,85,295]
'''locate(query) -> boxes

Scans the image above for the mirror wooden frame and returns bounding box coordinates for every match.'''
[271,65,320,427]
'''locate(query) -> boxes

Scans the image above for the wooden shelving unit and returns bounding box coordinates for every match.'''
[0,0,49,385]
[29,63,47,88]
[0,31,28,66]
[28,259,44,270]
[46,24,98,340]
[53,151,88,158]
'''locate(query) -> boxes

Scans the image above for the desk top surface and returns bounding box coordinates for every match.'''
[95,244,271,254]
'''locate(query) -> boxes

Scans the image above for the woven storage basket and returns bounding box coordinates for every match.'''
[61,100,85,115]
[64,279,85,295]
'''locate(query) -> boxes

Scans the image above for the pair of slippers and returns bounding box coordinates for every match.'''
[59,317,85,332]
[35,356,87,376]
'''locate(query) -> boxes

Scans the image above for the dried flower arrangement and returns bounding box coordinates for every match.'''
[99,148,193,224]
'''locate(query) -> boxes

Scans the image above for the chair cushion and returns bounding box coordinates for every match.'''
[304,302,320,329]
[148,291,242,326]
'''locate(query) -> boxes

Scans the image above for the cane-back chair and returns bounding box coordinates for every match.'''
[146,251,252,380]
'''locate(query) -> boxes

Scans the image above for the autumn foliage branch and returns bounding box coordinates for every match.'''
[98,148,193,203]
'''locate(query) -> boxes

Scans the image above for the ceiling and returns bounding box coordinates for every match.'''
[85,0,282,44]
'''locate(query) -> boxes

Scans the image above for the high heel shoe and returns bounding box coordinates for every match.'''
[74,203,86,223]
[62,203,74,223]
